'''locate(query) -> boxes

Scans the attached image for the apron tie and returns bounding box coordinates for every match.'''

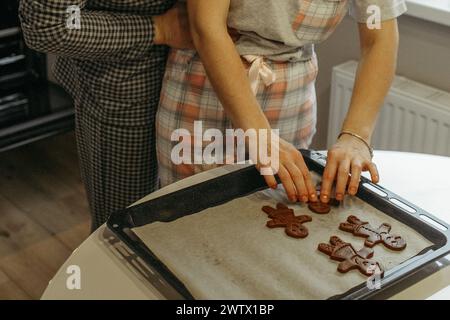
[243,55,276,94]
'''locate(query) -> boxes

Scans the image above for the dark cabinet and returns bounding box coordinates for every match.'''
[0,0,74,152]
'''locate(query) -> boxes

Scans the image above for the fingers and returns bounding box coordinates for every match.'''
[321,145,380,200]
[321,151,338,203]
[271,141,316,203]
[367,162,379,184]
[285,163,308,203]
[346,160,378,196]
[335,159,350,200]
[263,171,278,189]
[348,162,362,196]
[261,136,379,203]
[277,165,297,202]
[295,157,318,202]
[283,150,316,203]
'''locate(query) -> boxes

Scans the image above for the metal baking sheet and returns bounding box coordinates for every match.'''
[107,150,450,300]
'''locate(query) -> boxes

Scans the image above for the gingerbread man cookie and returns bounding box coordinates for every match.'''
[262,203,312,238]
[318,236,384,277]
[308,201,331,214]
[339,215,407,251]
[308,183,340,214]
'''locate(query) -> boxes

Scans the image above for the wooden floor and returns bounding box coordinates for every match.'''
[0,132,91,299]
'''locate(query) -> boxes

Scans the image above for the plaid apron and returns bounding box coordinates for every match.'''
[157,0,349,187]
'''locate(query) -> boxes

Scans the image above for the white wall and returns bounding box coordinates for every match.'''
[312,14,450,149]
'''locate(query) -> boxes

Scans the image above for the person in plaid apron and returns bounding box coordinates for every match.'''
[158,0,407,203]
[19,0,193,230]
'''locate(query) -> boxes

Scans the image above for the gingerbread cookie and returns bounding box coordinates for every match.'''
[308,201,331,214]
[262,203,312,238]
[318,236,384,277]
[339,215,407,251]
[313,183,340,210]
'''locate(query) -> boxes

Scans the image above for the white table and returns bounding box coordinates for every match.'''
[42,151,450,300]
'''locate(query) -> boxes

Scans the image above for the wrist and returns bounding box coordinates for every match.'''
[338,131,374,158]
[340,125,372,143]
[241,109,272,132]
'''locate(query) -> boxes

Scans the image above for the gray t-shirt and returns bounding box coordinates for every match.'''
[227,0,407,61]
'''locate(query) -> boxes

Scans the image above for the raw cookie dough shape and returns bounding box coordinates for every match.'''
[308,201,331,214]
[339,215,407,251]
[315,183,340,207]
[262,203,312,238]
[318,236,384,277]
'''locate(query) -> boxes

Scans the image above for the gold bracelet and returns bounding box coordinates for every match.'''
[338,131,374,158]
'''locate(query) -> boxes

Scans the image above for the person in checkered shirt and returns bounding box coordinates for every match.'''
[19,0,193,230]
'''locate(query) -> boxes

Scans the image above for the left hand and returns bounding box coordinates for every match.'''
[320,134,379,202]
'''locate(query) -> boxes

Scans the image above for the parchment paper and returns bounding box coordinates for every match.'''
[133,174,433,299]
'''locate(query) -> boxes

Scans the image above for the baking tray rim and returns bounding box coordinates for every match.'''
[107,149,450,300]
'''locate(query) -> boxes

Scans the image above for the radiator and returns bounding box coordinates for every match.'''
[327,61,450,156]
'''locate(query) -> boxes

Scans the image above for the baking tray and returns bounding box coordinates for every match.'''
[107,150,450,300]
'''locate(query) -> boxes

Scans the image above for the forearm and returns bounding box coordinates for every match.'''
[188,0,270,131]
[342,21,399,141]
[19,0,155,61]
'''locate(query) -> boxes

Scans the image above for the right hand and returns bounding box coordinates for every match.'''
[153,3,194,49]
[257,135,318,203]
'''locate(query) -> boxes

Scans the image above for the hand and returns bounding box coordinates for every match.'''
[153,3,194,49]
[320,133,379,203]
[257,136,317,203]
